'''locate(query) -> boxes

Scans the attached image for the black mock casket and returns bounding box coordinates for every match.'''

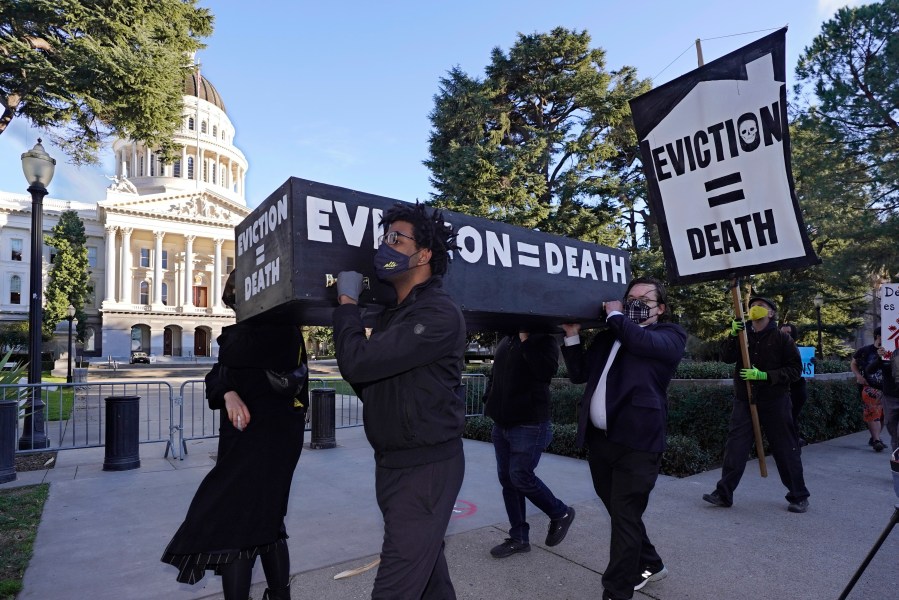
[234,178,630,332]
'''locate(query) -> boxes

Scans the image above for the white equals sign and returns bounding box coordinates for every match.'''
[516,242,540,268]
[255,244,265,266]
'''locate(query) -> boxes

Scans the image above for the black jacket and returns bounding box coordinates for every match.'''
[722,321,801,402]
[484,333,559,427]
[333,277,466,468]
[562,315,686,453]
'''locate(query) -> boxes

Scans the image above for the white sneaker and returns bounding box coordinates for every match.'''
[634,565,668,591]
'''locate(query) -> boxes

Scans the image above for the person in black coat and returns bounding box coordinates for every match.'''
[162,272,308,600]
[561,276,686,600]
[484,331,574,559]
[333,202,466,600]
[703,296,809,513]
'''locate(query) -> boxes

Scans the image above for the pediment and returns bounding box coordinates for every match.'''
[100,191,250,225]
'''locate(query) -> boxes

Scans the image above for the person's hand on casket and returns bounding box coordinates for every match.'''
[337,271,364,305]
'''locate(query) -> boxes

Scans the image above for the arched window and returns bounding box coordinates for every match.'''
[187,157,194,179]
[188,117,195,131]
[212,125,217,137]
[10,275,21,304]
[173,160,181,177]
[138,156,144,176]
[161,282,169,306]
[202,160,208,182]
[201,121,207,134]
[211,162,217,184]
[139,281,149,305]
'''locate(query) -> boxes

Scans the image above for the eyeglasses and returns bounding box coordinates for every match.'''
[378,230,416,246]
[625,296,659,306]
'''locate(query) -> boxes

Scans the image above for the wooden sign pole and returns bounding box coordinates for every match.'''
[730,278,768,477]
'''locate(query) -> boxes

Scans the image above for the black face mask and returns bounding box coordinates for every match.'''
[373,243,421,281]
[623,299,652,324]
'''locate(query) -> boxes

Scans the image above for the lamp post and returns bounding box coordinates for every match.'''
[65,305,76,383]
[19,139,55,450]
[814,292,824,358]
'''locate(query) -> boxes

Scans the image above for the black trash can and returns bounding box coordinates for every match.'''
[310,388,337,449]
[103,395,141,471]
[0,401,17,484]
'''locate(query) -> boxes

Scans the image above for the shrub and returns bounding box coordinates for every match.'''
[662,434,713,477]
[675,360,732,379]
[463,415,493,443]
[547,423,587,459]
[549,379,582,425]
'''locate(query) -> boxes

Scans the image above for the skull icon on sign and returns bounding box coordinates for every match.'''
[737,113,760,152]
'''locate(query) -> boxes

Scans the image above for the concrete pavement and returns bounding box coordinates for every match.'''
[5,419,898,599]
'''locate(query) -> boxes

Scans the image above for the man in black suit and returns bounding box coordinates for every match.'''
[561,276,686,600]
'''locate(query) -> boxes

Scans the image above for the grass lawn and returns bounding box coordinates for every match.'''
[0,484,48,599]
[0,375,75,423]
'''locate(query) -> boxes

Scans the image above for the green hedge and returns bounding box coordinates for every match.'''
[465,376,863,478]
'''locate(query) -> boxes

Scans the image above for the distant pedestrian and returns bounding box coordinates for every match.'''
[161,272,308,600]
[851,332,886,452]
[484,331,575,559]
[703,296,810,513]
[561,276,686,600]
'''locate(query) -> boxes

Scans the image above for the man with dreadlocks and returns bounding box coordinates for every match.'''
[333,202,466,599]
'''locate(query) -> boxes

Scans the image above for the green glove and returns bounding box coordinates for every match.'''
[729,319,745,337]
[740,366,767,381]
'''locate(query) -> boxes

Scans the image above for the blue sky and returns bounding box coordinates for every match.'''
[0,0,863,209]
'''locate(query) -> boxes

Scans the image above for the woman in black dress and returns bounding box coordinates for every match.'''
[162,273,308,600]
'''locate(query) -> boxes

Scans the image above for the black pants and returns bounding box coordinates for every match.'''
[372,452,465,600]
[715,392,809,504]
[586,426,662,600]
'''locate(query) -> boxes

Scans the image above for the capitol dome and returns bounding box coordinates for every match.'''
[183,71,226,113]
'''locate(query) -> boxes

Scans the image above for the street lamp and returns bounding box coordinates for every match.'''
[19,139,55,450]
[65,305,76,383]
[814,292,824,358]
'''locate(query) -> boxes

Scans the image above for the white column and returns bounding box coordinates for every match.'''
[181,146,187,179]
[104,226,117,302]
[120,227,133,304]
[153,231,165,306]
[184,235,195,307]
[213,238,223,308]
[131,146,137,177]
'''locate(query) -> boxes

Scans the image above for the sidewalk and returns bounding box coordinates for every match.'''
[6,426,898,599]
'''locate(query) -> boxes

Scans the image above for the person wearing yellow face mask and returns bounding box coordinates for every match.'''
[702,296,810,513]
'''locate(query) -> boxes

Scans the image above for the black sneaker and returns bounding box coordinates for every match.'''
[788,498,809,513]
[490,538,530,558]
[873,440,887,452]
[545,507,575,546]
[702,490,732,507]
[634,564,668,591]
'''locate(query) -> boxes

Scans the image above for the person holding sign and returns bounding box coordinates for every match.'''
[561,276,686,600]
[332,203,466,600]
[703,296,809,513]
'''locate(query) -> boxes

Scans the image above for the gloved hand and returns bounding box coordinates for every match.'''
[747,305,769,321]
[729,319,745,337]
[740,366,767,381]
[336,271,364,303]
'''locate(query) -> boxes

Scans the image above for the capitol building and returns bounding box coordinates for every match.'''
[0,72,250,362]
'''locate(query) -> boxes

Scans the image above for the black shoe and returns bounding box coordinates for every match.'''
[545,507,575,546]
[634,564,668,591]
[873,439,886,452]
[490,538,531,558]
[788,498,809,513]
[702,490,732,507]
